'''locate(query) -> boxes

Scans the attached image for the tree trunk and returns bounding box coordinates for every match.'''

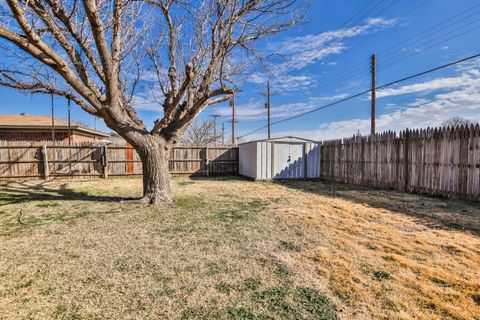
[134,135,172,204]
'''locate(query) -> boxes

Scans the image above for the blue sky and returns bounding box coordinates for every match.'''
[1,0,480,141]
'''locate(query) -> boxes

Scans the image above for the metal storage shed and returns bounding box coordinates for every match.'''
[239,136,321,180]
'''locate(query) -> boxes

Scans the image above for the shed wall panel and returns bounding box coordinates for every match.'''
[256,141,272,179]
[239,142,257,179]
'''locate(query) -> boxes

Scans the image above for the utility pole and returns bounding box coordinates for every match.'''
[67,98,72,173]
[230,92,236,144]
[50,93,56,174]
[371,54,376,136]
[50,93,55,141]
[67,98,71,146]
[210,114,220,144]
[221,122,225,145]
[93,116,98,140]
[266,81,271,139]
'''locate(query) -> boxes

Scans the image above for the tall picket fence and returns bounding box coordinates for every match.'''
[0,141,238,178]
[320,125,480,201]
[0,125,478,202]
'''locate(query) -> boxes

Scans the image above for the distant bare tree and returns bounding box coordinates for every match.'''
[441,116,472,128]
[181,119,218,145]
[0,0,307,204]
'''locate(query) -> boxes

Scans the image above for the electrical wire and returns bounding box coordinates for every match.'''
[238,52,480,139]
[312,5,480,96]
[285,0,400,79]
[320,13,480,95]
[292,2,480,98]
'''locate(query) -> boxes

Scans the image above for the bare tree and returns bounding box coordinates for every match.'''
[440,116,472,128]
[0,0,306,204]
[180,119,218,145]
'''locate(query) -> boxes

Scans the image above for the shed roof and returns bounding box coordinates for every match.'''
[0,114,110,137]
[239,136,319,145]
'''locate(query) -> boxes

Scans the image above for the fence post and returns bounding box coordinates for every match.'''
[102,145,108,179]
[404,129,409,192]
[205,145,209,176]
[303,142,308,179]
[41,144,49,179]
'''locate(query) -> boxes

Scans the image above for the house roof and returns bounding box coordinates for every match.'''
[0,114,110,137]
[239,136,320,145]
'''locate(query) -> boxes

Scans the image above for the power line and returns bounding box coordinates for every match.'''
[326,13,480,93]
[313,0,432,88]
[299,2,480,98]
[292,18,480,105]
[379,22,480,70]
[286,0,400,79]
[376,52,480,91]
[378,12,480,66]
[256,0,420,104]
[310,8,480,97]
[238,52,480,139]
[378,3,480,58]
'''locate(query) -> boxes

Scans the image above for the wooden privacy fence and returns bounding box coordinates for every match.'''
[0,125,479,202]
[320,125,480,201]
[0,141,238,179]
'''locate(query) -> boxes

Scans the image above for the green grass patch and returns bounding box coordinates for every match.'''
[372,270,392,281]
[215,282,232,294]
[243,278,261,291]
[279,240,301,252]
[177,180,195,187]
[181,306,260,320]
[53,305,98,320]
[274,264,291,279]
[217,199,270,222]
[253,287,301,319]
[294,287,339,320]
[250,286,339,320]
[114,258,129,273]
[16,279,33,289]
[174,195,208,210]
[36,202,61,208]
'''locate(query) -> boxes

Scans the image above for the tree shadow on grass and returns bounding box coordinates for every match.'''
[0,181,135,206]
[277,180,480,237]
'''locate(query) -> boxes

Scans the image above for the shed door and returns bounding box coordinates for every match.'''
[273,143,304,179]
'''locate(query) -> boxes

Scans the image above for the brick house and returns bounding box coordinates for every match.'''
[0,114,110,142]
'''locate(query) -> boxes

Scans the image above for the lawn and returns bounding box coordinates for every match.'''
[0,177,479,320]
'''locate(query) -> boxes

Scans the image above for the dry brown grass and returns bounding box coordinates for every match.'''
[0,177,478,319]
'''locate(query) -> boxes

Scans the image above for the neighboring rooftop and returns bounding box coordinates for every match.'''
[239,136,320,144]
[0,114,109,137]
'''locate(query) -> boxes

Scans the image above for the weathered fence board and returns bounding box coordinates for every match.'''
[0,141,238,178]
[0,125,478,202]
[320,125,480,202]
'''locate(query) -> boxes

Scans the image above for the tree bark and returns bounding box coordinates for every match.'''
[134,135,172,204]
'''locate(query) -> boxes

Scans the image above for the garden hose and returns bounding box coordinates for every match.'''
[18,206,53,227]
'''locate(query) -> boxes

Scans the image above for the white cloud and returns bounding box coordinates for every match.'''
[245,66,480,141]
[265,18,399,74]
[377,74,478,98]
[246,18,399,94]
[132,88,163,112]
[211,94,348,121]
[247,74,317,92]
